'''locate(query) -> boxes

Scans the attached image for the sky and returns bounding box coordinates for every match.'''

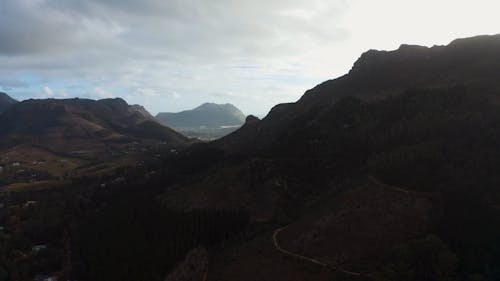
[0,0,499,116]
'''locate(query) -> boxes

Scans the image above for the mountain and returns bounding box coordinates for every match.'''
[4,35,500,281]
[155,103,246,139]
[215,34,500,154]
[130,104,155,119]
[0,92,18,113]
[0,97,189,154]
[158,35,500,280]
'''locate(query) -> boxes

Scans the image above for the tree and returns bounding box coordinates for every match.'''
[379,235,458,281]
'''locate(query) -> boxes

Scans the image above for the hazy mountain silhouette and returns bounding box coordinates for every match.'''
[156,103,246,139]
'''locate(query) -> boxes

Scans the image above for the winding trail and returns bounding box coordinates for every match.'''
[273,227,327,267]
[272,226,371,278]
[271,176,433,278]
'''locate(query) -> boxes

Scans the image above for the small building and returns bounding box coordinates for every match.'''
[114,177,125,183]
[34,274,57,281]
[12,162,20,167]
[24,201,37,207]
[0,166,4,173]
[32,244,47,252]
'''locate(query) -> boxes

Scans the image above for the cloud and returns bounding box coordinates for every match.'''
[1,0,499,116]
[93,87,114,99]
[0,0,349,59]
[0,78,28,89]
[0,0,354,115]
[42,86,54,97]
[41,85,69,98]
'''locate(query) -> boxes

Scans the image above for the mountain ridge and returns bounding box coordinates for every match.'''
[0,92,18,113]
[156,102,246,139]
[214,34,500,154]
[159,34,500,280]
[0,97,189,153]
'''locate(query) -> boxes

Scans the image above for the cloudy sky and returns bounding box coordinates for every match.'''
[0,0,499,116]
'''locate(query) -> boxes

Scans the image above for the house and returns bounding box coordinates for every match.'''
[24,201,37,207]
[34,274,57,281]
[32,244,47,252]
[114,177,125,183]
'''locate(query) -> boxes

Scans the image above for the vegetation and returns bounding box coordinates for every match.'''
[0,151,248,281]
[378,235,458,281]
[77,197,248,281]
[271,86,500,280]
[2,36,500,280]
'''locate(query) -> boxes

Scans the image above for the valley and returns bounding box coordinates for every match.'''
[1,34,500,281]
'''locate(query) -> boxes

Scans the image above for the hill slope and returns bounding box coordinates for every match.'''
[156,103,246,139]
[216,34,500,154]
[161,34,500,281]
[0,92,18,113]
[0,97,189,153]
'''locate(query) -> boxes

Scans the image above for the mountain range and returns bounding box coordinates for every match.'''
[159,34,500,281]
[0,97,188,152]
[155,103,246,139]
[0,96,190,182]
[1,34,500,281]
[215,34,500,154]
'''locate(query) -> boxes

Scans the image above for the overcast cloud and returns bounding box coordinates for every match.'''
[0,0,499,116]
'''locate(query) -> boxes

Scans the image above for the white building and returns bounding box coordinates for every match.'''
[32,244,47,252]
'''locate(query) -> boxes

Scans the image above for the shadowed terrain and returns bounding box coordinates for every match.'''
[2,35,500,281]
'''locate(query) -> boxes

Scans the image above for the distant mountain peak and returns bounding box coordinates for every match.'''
[0,92,18,103]
[195,102,239,111]
[156,103,246,140]
[0,92,18,113]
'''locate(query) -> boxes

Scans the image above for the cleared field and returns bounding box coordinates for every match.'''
[4,180,72,192]
[0,144,84,178]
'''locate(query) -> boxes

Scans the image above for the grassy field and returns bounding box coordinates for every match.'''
[4,180,72,192]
